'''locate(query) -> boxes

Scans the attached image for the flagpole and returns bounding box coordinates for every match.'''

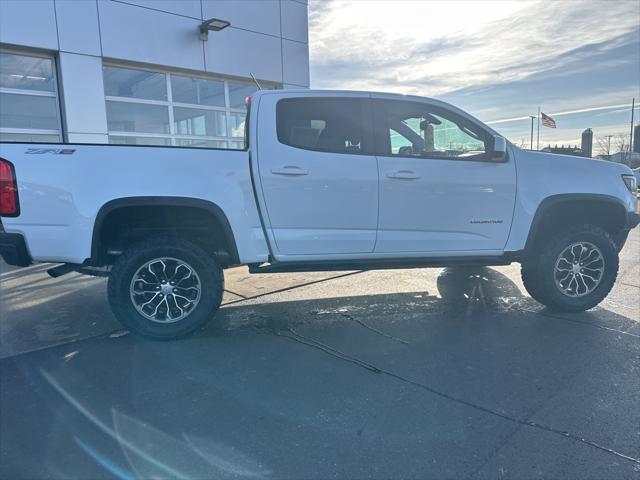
[536,106,540,150]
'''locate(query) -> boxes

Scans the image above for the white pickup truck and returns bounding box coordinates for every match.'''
[1,90,638,338]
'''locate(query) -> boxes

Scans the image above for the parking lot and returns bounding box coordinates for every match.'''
[1,228,638,479]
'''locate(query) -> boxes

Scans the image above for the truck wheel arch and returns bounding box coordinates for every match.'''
[90,196,239,266]
[524,193,628,255]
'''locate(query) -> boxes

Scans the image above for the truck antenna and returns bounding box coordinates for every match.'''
[249,72,262,90]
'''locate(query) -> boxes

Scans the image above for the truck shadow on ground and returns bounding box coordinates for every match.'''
[211,267,632,337]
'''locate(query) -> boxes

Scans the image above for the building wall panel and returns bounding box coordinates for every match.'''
[115,0,202,19]
[98,0,205,71]
[280,0,308,43]
[202,0,281,38]
[204,28,282,83]
[282,39,309,87]
[55,0,102,56]
[0,0,58,50]
[58,53,108,135]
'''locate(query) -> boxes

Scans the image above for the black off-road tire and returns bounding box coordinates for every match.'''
[520,224,618,312]
[108,236,224,339]
[521,264,546,303]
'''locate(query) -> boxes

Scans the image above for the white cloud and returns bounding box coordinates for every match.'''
[309,0,639,95]
[487,103,639,125]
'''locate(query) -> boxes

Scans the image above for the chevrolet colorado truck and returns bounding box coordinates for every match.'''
[1,90,638,338]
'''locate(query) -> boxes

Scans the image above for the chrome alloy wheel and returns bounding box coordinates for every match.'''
[129,257,202,323]
[553,242,605,298]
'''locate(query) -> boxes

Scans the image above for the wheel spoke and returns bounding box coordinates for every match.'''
[556,258,572,271]
[557,271,572,284]
[577,244,587,262]
[582,254,602,267]
[575,274,589,295]
[172,264,193,285]
[167,295,184,319]
[570,244,581,263]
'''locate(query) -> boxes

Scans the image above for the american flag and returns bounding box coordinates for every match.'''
[541,112,557,128]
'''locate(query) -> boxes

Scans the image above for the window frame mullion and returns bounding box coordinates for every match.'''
[166,72,176,146]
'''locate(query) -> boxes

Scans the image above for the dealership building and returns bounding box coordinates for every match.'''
[0,0,309,148]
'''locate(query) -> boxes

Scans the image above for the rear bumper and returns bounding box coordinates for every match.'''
[0,231,32,267]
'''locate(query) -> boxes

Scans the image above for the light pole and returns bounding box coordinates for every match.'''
[604,134,613,157]
[536,106,541,150]
[528,115,535,150]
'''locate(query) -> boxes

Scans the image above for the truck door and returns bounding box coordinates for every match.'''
[254,93,378,257]
[372,98,516,253]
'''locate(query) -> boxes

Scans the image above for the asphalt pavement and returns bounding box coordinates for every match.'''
[0,229,638,479]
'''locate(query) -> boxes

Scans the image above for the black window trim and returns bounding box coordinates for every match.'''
[371,98,503,163]
[275,96,376,156]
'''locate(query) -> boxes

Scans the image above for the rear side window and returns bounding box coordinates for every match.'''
[276,98,370,154]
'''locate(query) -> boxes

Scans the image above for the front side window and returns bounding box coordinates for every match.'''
[379,100,488,160]
[276,98,369,154]
[104,65,260,149]
[0,51,62,143]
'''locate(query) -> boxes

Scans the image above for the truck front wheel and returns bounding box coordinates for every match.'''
[521,224,619,312]
[107,237,224,339]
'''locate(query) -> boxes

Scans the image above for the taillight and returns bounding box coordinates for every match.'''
[0,159,19,216]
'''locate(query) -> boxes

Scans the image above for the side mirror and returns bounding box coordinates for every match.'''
[490,136,508,161]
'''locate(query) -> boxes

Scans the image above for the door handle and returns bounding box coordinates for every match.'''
[271,166,309,176]
[387,170,420,180]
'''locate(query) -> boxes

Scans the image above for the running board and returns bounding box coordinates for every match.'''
[248,256,513,274]
[47,263,111,278]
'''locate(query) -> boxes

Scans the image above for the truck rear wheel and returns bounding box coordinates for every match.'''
[107,237,223,339]
[521,224,618,312]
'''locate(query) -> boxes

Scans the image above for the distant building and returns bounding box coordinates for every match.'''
[609,151,640,167]
[581,128,593,158]
[541,144,585,157]
[633,125,640,153]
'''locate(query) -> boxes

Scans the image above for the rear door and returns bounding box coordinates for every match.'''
[254,93,378,257]
[372,98,516,254]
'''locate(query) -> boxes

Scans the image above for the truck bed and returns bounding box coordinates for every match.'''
[0,143,268,265]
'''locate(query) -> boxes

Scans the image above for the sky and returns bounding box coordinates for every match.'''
[308,0,640,152]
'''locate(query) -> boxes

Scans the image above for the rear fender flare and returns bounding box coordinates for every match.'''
[90,196,239,265]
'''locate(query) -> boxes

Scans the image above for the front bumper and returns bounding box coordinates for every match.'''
[613,211,640,251]
[0,231,32,267]
[626,211,640,229]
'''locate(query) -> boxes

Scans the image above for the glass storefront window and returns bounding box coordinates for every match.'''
[228,82,257,110]
[0,51,61,142]
[109,136,172,146]
[229,112,246,138]
[104,66,167,101]
[172,75,225,107]
[175,138,227,148]
[103,65,268,148]
[0,93,60,130]
[106,101,170,134]
[173,108,227,137]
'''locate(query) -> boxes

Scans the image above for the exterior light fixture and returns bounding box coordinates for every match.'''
[199,18,231,41]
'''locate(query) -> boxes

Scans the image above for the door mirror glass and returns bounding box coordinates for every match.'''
[491,136,508,161]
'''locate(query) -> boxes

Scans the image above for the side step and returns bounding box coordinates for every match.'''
[47,263,111,278]
[47,264,76,278]
[248,256,512,274]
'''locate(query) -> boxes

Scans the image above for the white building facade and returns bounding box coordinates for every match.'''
[0,0,309,148]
